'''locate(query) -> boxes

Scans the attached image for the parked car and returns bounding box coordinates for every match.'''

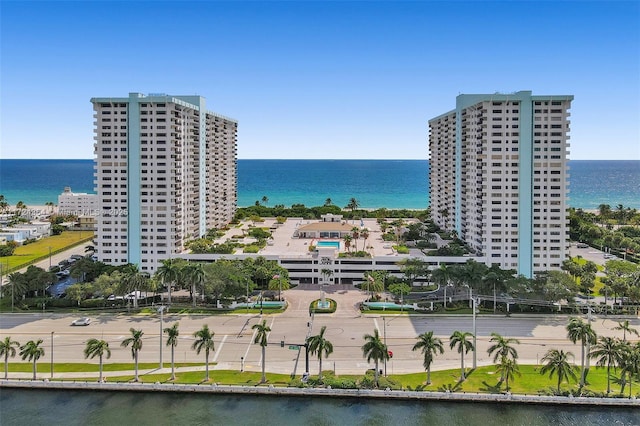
[70,254,83,260]
[576,243,589,248]
[71,317,91,326]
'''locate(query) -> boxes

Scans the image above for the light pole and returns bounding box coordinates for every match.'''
[383,317,387,377]
[472,297,478,369]
[50,331,54,379]
[158,305,166,369]
[48,246,52,270]
[246,279,249,313]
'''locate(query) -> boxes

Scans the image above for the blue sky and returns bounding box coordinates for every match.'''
[1,1,638,160]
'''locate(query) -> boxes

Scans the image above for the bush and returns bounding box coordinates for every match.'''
[243,245,260,253]
[80,298,107,308]
[393,245,409,254]
[309,298,337,314]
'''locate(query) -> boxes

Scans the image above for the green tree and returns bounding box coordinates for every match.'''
[156,259,181,304]
[84,338,111,382]
[412,331,444,385]
[618,341,640,397]
[397,258,429,288]
[184,262,205,307]
[252,320,271,383]
[589,336,622,394]
[449,331,474,380]
[540,349,578,393]
[307,325,334,381]
[487,333,520,382]
[388,282,411,307]
[345,198,360,220]
[566,317,597,387]
[164,322,179,381]
[613,320,639,342]
[19,339,44,380]
[496,357,520,392]
[361,329,389,387]
[0,336,20,379]
[192,324,215,382]
[120,328,144,382]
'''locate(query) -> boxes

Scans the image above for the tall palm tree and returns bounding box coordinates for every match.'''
[192,324,215,382]
[449,331,474,380]
[261,195,269,206]
[252,320,271,383]
[19,339,44,380]
[613,320,639,342]
[566,317,597,386]
[346,198,360,222]
[164,322,179,381]
[619,341,640,397]
[0,336,20,379]
[156,259,180,304]
[121,328,144,382]
[412,331,444,385]
[184,262,205,307]
[351,227,360,252]
[324,198,332,207]
[487,333,520,381]
[84,338,111,382]
[589,336,622,394]
[361,228,370,252]
[496,357,520,392]
[361,329,389,387]
[343,234,352,252]
[540,349,578,393]
[307,325,334,381]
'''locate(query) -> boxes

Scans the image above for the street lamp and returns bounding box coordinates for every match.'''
[472,297,478,369]
[48,246,52,270]
[50,331,54,379]
[158,305,166,369]
[383,317,387,377]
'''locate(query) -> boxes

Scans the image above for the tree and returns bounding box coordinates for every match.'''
[0,336,20,379]
[619,342,640,397]
[19,339,44,380]
[397,258,429,288]
[540,349,578,393]
[184,262,205,307]
[324,198,332,207]
[345,198,360,221]
[412,331,444,384]
[252,320,271,383]
[496,357,520,392]
[156,259,180,304]
[121,328,144,382]
[449,331,474,380]
[343,234,353,252]
[164,322,179,381]
[566,317,597,387]
[84,338,111,382]
[192,324,215,382]
[613,320,639,342]
[589,336,622,394]
[487,333,520,382]
[351,227,360,251]
[361,329,389,387]
[307,325,334,381]
[388,282,411,307]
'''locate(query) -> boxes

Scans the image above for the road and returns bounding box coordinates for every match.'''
[2,288,638,378]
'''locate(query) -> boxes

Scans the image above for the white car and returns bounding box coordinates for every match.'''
[71,317,91,326]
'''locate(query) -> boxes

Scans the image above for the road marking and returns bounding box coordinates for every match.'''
[212,334,227,363]
[373,318,380,334]
[244,327,258,360]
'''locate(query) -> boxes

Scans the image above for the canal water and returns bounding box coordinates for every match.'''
[0,388,637,425]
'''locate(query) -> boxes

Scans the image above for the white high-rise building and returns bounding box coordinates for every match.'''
[428,91,573,277]
[91,93,237,273]
[58,186,98,215]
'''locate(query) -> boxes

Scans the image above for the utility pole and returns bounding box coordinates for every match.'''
[50,331,54,379]
[383,317,387,377]
[472,297,477,369]
[158,305,166,369]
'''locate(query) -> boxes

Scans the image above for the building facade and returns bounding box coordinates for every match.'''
[91,93,237,273]
[429,91,573,277]
[58,186,98,215]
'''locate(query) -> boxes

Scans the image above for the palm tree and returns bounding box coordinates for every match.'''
[324,198,332,207]
[351,227,360,252]
[0,336,20,379]
[361,329,389,387]
[261,195,269,206]
[19,339,44,380]
[487,333,520,381]
[192,324,215,382]
[343,234,353,252]
[84,338,111,382]
[156,259,180,304]
[613,320,639,342]
[252,320,271,383]
[619,341,640,397]
[589,336,622,394]
[345,198,360,223]
[121,328,144,382]
[184,262,205,307]
[412,331,444,385]
[496,357,520,392]
[566,317,597,386]
[164,322,179,381]
[449,331,474,380]
[307,325,334,381]
[540,349,578,393]
[361,228,370,252]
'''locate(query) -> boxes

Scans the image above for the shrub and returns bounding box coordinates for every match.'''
[309,298,337,314]
[80,298,107,308]
[243,245,260,253]
[393,245,409,254]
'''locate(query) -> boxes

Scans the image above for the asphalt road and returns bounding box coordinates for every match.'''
[2,288,638,377]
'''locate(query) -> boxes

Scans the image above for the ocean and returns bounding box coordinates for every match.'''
[0,159,638,210]
[1,388,637,426]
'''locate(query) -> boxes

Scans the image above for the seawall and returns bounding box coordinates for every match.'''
[1,380,638,407]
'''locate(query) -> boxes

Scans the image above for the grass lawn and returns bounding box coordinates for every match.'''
[33,364,636,396]
[5,231,94,272]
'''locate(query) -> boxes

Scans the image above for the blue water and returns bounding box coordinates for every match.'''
[0,159,638,209]
[317,241,341,248]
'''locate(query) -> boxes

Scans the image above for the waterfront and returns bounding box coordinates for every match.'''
[1,388,638,426]
[0,159,638,210]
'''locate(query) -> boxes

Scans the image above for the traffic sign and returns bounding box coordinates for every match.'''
[288,345,300,350]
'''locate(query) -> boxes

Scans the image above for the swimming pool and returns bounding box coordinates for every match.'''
[317,241,340,249]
